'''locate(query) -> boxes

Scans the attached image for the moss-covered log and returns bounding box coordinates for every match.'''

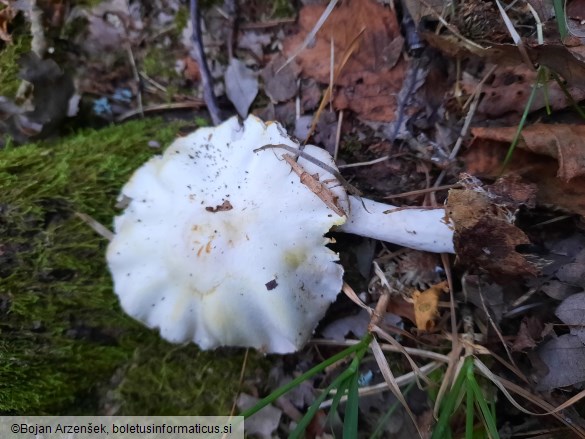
[0,120,267,415]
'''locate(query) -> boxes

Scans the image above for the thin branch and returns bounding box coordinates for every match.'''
[190,0,222,125]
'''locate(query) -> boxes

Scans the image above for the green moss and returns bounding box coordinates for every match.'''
[268,0,295,18]
[0,34,31,97]
[0,119,268,415]
[174,5,190,36]
[142,46,178,81]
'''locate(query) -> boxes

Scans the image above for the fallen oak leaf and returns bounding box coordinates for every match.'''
[471,124,585,181]
[283,0,406,121]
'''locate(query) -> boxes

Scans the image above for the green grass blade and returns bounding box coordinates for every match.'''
[500,66,544,173]
[240,334,372,418]
[431,358,471,439]
[328,377,350,425]
[290,340,371,439]
[466,378,475,439]
[290,372,351,439]
[468,373,499,439]
[343,367,360,438]
[553,0,568,38]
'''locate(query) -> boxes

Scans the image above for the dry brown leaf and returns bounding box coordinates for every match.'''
[386,295,416,326]
[424,31,585,88]
[532,44,585,88]
[461,65,585,118]
[463,141,585,216]
[283,0,406,121]
[512,316,543,352]
[447,182,539,277]
[471,124,585,181]
[413,281,448,331]
[182,57,201,82]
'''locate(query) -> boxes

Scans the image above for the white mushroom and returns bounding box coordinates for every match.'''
[107,115,454,353]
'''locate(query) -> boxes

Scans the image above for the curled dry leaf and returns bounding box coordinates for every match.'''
[460,65,585,119]
[446,178,539,277]
[512,316,543,352]
[471,124,585,181]
[283,0,406,121]
[462,142,585,216]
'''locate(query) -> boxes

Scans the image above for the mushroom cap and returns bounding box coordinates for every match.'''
[107,116,348,353]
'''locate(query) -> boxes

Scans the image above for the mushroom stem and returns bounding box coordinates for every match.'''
[336,196,455,254]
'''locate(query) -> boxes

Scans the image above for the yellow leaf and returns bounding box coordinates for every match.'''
[413,281,449,331]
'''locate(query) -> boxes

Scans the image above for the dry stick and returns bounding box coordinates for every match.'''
[304,28,365,146]
[116,101,204,122]
[228,348,249,419]
[476,276,518,370]
[223,0,237,61]
[320,361,442,408]
[281,154,347,217]
[433,66,494,188]
[337,155,392,169]
[383,184,461,200]
[125,43,144,118]
[254,144,363,198]
[240,18,296,30]
[190,0,221,125]
[433,84,483,189]
[387,58,422,144]
[333,109,343,161]
[312,338,450,363]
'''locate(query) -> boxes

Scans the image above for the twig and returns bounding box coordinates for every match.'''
[388,59,421,144]
[320,361,442,408]
[432,78,484,188]
[116,100,204,122]
[333,110,343,161]
[125,43,143,118]
[281,154,346,217]
[254,143,362,198]
[337,155,392,169]
[383,183,461,200]
[222,0,237,61]
[240,18,296,30]
[190,0,222,125]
